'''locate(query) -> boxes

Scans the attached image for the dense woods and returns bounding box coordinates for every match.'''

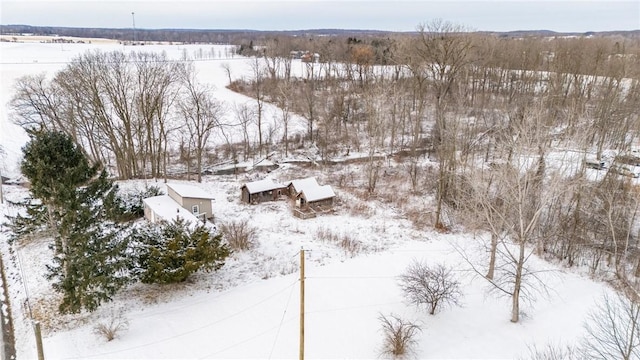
[9,22,640,322]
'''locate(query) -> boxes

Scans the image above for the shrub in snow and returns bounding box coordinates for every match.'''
[378,313,421,359]
[315,226,362,257]
[130,219,230,284]
[93,309,129,341]
[219,219,257,251]
[399,261,462,315]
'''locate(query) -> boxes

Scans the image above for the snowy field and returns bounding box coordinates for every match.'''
[0,38,616,359]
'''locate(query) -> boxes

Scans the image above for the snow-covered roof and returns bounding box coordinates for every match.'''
[288,177,319,193]
[301,185,335,202]
[143,195,201,225]
[242,179,286,194]
[167,183,214,199]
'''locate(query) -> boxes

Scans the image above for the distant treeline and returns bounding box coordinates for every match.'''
[2,24,639,45]
[0,24,402,44]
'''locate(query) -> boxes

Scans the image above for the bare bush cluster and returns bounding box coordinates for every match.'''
[93,309,129,342]
[378,313,421,359]
[219,219,258,251]
[399,261,463,315]
[315,226,362,256]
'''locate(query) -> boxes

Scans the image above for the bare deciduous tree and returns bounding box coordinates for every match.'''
[221,62,232,85]
[581,293,640,360]
[11,50,186,180]
[275,82,293,157]
[178,64,225,182]
[250,57,266,155]
[233,103,255,161]
[415,20,473,229]
[399,261,462,315]
[522,343,579,360]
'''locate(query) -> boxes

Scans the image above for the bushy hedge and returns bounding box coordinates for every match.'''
[130,219,230,284]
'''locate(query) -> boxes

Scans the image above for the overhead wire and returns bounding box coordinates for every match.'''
[268,278,297,359]
[198,315,298,359]
[61,278,298,359]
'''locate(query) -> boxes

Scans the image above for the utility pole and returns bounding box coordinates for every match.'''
[299,248,305,360]
[0,149,4,204]
[34,321,44,360]
[131,12,137,44]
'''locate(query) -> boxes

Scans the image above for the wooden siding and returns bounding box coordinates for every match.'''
[296,192,334,209]
[241,185,286,204]
[241,187,286,204]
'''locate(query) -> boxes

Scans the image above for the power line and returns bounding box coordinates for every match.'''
[62,279,298,360]
[306,301,404,315]
[306,275,397,279]
[268,277,297,359]
[198,315,298,359]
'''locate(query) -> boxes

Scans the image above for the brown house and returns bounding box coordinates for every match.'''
[286,177,319,199]
[241,178,287,204]
[296,185,335,209]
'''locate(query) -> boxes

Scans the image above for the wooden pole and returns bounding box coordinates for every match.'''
[0,167,4,204]
[34,321,44,360]
[299,248,305,360]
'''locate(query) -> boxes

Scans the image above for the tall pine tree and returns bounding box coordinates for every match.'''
[20,130,97,236]
[15,130,131,313]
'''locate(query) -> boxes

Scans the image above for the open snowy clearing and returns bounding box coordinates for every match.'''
[0,38,617,359]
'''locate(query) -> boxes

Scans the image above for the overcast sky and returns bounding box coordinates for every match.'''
[1,0,638,32]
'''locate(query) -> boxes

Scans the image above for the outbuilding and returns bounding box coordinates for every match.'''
[240,178,287,204]
[296,185,335,209]
[286,177,319,198]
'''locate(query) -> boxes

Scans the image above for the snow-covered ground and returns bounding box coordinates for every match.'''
[0,38,617,359]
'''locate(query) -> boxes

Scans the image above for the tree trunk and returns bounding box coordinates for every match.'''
[511,240,526,323]
[486,232,498,280]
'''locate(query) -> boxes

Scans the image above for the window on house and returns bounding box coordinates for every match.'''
[192,205,199,214]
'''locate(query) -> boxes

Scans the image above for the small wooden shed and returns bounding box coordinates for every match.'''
[296,185,335,209]
[241,179,287,204]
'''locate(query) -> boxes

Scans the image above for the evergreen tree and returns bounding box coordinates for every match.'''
[132,219,229,284]
[12,130,131,314]
[20,130,97,233]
